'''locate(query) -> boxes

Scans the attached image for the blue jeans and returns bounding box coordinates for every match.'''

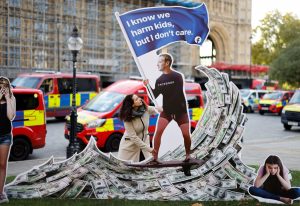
[0,133,12,146]
[249,186,300,201]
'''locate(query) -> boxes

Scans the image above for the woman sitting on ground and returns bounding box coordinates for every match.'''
[249,155,300,204]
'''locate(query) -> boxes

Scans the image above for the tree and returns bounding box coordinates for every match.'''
[252,10,300,65]
[270,39,300,87]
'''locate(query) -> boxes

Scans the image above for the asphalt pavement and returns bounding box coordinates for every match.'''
[7,113,300,176]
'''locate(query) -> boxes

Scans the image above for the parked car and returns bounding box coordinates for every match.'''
[11,88,46,160]
[281,90,300,130]
[12,71,100,119]
[258,91,294,115]
[240,89,270,113]
[64,78,205,152]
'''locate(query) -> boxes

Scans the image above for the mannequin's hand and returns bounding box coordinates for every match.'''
[143,79,149,86]
[155,106,163,113]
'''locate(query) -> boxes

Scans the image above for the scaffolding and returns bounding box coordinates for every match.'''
[0,0,199,83]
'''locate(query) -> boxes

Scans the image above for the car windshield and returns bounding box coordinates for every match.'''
[240,90,250,98]
[289,91,300,104]
[263,92,283,100]
[83,91,125,113]
[11,77,41,89]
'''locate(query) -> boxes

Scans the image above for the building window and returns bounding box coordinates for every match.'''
[9,17,21,38]
[34,22,48,41]
[34,0,48,12]
[64,0,76,16]
[63,24,73,42]
[8,0,21,7]
[34,50,47,68]
[87,0,98,19]
[87,24,96,48]
[199,38,216,66]
[9,47,20,67]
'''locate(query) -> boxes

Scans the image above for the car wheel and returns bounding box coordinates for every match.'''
[259,110,264,115]
[284,124,292,130]
[10,138,31,161]
[105,133,122,152]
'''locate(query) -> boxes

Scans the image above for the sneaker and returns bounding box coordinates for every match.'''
[0,193,9,204]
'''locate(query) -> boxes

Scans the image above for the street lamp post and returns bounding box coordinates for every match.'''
[66,26,83,158]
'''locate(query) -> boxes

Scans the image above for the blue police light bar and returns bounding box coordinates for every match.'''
[160,0,201,7]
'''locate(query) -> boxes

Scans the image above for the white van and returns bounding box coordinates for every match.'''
[240,89,270,113]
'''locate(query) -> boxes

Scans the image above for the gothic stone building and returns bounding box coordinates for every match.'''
[0,0,255,87]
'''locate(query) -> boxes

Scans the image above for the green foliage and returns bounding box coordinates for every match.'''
[252,10,300,66]
[270,39,300,87]
[6,176,15,184]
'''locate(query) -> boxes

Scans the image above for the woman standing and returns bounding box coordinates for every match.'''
[0,77,16,204]
[118,94,157,162]
[249,155,300,204]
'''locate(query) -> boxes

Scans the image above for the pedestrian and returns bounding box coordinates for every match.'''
[0,76,16,204]
[249,155,300,204]
[143,53,191,162]
[118,94,157,162]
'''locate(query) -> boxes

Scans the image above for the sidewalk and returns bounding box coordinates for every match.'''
[7,157,65,176]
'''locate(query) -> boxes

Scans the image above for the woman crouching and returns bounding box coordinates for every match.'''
[118,94,157,162]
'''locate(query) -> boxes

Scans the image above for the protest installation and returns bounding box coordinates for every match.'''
[4,2,299,204]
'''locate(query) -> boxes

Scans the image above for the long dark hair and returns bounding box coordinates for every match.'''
[263,155,284,177]
[119,94,135,122]
[119,94,147,122]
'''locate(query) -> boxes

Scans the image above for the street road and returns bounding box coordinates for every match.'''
[7,112,300,176]
[242,113,300,170]
[35,113,300,167]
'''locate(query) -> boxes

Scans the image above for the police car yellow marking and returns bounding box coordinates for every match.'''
[276,101,283,108]
[56,95,61,108]
[24,110,45,126]
[48,94,58,108]
[89,92,97,99]
[259,99,276,105]
[70,94,81,107]
[96,119,114,132]
[191,108,203,121]
[284,104,300,112]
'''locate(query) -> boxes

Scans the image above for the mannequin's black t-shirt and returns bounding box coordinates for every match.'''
[151,70,187,115]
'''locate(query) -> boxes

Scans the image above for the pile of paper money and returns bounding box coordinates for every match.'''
[5,67,255,200]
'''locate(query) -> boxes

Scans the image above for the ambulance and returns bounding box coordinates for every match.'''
[281,90,300,130]
[12,71,100,119]
[240,89,270,113]
[64,78,204,152]
[11,88,46,160]
[258,91,294,115]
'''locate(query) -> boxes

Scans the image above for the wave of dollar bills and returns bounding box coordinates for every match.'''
[5,67,255,201]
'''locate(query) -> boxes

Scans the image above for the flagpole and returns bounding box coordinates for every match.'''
[115,12,158,106]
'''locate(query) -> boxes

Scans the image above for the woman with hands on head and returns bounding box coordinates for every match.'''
[0,77,16,204]
[249,155,300,204]
[117,94,157,162]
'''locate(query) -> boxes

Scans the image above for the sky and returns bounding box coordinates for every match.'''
[252,0,300,28]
